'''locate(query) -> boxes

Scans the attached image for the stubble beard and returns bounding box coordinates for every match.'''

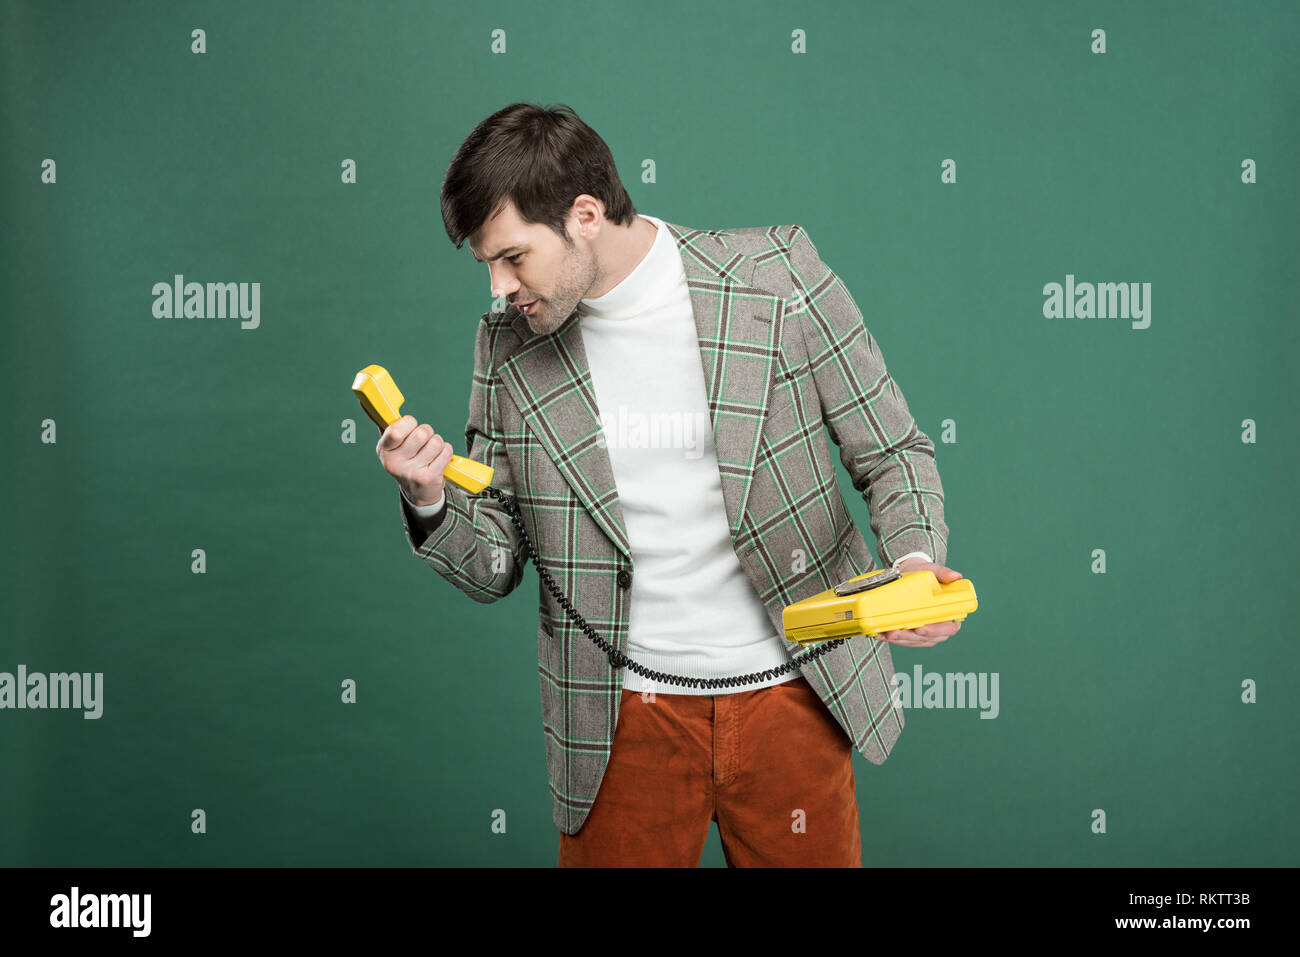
[528,244,600,335]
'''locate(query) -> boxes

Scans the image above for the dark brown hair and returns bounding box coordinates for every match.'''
[440,102,637,249]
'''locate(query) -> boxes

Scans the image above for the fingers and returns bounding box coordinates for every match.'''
[879,620,962,647]
[377,418,449,465]
[376,414,419,453]
[413,436,455,475]
[896,560,963,583]
[408,422,439,461]
[883,633,941,647]
[375,417,456,489]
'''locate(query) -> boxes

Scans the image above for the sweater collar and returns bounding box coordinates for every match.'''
[576,214,678,320]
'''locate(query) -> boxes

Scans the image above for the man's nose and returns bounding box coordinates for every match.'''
[489,266,519,300]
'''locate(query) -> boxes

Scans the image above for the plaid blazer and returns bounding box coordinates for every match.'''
[398,221,949,835]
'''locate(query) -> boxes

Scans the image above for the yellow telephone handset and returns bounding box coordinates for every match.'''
[350,364,495,494]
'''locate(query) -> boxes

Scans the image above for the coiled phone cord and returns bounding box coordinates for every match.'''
[481,486,851,690]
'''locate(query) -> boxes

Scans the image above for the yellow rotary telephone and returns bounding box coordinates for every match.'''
[352,364,978,686]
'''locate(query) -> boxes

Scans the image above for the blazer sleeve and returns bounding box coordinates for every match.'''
[397,314,527,603]
[784,223,949,567]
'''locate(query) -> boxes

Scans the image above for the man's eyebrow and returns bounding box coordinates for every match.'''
[472,244,526,264]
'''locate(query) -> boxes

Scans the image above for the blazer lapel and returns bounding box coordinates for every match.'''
[498,221,785,562]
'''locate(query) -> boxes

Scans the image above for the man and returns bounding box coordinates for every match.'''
[375,102,962,867]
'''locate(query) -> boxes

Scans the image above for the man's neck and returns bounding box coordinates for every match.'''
[587,215,657,298]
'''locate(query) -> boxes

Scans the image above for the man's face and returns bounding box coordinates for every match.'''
[469,200,599,336]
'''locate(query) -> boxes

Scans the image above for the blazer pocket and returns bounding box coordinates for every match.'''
[766,355,811,430]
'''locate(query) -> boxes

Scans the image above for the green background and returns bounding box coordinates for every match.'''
[2,0,1297,867]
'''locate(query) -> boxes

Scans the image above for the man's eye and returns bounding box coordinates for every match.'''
[507,254,524,264]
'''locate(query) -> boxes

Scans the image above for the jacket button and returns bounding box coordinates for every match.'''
[617,569,632,589]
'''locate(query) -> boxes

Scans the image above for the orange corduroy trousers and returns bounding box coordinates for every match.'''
[558,675,863,867]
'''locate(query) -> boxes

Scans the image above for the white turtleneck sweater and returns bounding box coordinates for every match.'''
[409,214,930,694]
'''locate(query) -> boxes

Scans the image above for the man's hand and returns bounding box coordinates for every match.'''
[375,414,455,508]
[876,557,964,648]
